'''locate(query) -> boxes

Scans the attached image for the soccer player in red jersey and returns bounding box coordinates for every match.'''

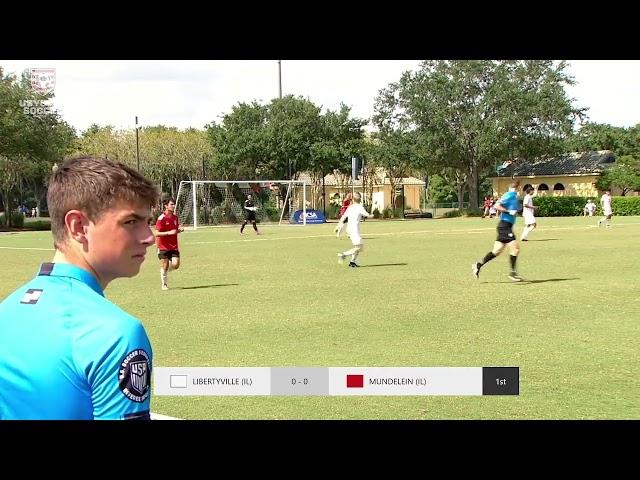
[334,192,353,238]
[155,198,184,290]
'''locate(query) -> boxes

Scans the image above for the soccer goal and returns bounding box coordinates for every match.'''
[175,180,309,229]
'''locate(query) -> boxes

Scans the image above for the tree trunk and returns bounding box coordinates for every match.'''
[424,175,430,208]
[456,184,465,208]
[467,162,480,210]
[388,177,397,214]
[33,182,47,217]
[4,189,11,227]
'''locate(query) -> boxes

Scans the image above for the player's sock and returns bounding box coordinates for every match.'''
[346,247,359,257]
[510,255,518,271]
[160,268,168,286]
[481,252,495,265]
[351,251,359,263]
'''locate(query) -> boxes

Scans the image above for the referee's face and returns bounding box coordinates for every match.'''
[85,199,155,286]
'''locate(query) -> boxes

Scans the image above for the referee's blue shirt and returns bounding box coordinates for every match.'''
[0,263,152,420]
[498,190,520,225]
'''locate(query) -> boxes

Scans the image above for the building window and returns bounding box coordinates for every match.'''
[537,183,549,191]
[553,183,565,191]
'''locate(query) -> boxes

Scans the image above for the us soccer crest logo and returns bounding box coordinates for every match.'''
[119,349,151,402]
[30,68,56,95]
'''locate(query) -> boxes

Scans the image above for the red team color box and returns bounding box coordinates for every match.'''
[346,374,364,388]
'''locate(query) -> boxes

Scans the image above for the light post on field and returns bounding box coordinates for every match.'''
[135,116,140,171]
[278,61,290,179]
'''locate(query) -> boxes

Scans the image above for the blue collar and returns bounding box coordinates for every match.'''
[38,263,104,297]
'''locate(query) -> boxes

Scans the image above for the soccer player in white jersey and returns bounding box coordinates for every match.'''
[520,186,537,241]
[598,190,613,228]
[336,192,373,267]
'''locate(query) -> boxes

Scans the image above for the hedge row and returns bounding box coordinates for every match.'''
[533,196,640,216]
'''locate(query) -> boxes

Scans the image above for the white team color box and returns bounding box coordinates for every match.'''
[170,375,188,388]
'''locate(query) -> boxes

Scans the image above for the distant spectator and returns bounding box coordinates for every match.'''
[482,196,493,218]
[584,199,596,217]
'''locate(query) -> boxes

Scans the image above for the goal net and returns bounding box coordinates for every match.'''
[175,180,309,229]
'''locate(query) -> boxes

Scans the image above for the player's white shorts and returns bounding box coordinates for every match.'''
[523,213,536,225]
[348,232,363,245]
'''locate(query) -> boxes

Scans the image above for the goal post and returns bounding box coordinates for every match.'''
[175,180,309,229]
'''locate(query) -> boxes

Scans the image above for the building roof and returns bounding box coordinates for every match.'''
[492,150,616,178]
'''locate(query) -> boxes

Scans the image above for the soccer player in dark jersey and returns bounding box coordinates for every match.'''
[472,180,523,282]
[155,198,184,290]
[240,194,260,235]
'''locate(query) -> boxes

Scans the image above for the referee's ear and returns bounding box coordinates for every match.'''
[65,209,91,245]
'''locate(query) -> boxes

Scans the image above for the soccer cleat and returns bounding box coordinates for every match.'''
[521,238,528,241]
[337,253,345,264]
[161,284,169,290]
[508,272,522,282]
[348,261,359,268]
[472,262,481,279]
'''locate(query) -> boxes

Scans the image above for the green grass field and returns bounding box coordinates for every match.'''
[1,216,639,419]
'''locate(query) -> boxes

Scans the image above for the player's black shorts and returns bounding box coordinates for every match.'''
[158,249,180,260]
[246,211,256,221]
[496,221,516,244]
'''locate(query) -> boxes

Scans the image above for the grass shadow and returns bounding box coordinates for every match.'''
[358,263,408,268]
[487,277,579,284]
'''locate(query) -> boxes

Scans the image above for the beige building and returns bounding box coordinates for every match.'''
[490,151,617,197]
[298,170,425,214]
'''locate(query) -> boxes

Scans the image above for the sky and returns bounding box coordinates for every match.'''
[1,60,639,133]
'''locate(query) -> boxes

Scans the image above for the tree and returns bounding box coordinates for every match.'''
[566,122,629,154]
[73,124,213,198]
[596,155,640,195]
[207,95,366,187]
[367,129,421,214]
[374,60,584,208]
[207,101,270,179]
[0,67,75,225]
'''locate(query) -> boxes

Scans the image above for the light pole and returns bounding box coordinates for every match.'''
[135,116,140,171]
[278,60,282,99]
[278,61,290,179]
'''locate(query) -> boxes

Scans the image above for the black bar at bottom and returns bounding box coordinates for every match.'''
[482,367,519,395]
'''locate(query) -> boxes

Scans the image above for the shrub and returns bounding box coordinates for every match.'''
[325,203,340,220]
[0,212,25,228]
[610,196,640,216]
[263,199,280,222]
[533,196,586,216]
[25,219,51,231]
[442,209,462,218]
[462,207,484,217]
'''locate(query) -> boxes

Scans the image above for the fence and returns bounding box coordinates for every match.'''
[421,202,470,218]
